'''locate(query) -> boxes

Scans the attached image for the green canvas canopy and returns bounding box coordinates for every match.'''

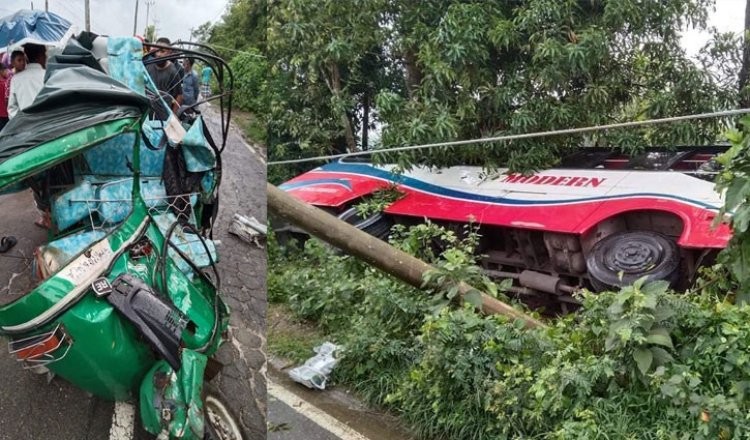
[0,40,149,190]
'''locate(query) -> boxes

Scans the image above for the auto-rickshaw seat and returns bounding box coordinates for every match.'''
[106,37,146,96]
[152,213,219,277]
[51,177,199,233]
[80,132,165,178]
[34,229,108,280]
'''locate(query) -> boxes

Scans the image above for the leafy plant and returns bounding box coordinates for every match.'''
[353,185,404,218]
[270,214,750,439]
[716,115,750,303]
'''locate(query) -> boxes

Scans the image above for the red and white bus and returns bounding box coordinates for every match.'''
[280,147,730,307]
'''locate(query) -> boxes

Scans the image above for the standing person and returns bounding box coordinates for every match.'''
[7,44,46,118]
[0,62,10,131]
[201,64,212,98]
[8,44,49,227]
[145,37,183,119]
[181,58,200,108]
[10,50,26,74]
[6,50,26,107]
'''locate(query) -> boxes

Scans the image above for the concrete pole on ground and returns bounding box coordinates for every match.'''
[267,183,546,329]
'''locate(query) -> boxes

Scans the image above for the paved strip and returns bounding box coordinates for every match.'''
[268,380,371,440]
[108,401,135,440]
[243,140,267,165]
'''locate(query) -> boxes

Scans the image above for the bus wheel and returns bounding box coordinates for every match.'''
[586,231,681,292]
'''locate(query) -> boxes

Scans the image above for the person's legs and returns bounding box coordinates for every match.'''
[27,175,51,229]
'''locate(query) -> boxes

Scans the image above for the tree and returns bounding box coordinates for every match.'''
[740,0,750,107]
[267,0,393,154]
[209,0,267,55]
[191,22,213,44]
[375,0,737,170]
[264,0,741,172]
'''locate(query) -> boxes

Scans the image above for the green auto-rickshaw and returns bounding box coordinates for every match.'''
[0,34,244,439]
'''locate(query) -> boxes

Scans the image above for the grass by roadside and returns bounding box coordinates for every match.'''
[268,303,328,365]
[230,108,266,153]
[269,226,750,439]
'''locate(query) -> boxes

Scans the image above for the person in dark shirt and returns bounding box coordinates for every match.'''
[145,37,183,120]
[181,58,199,107]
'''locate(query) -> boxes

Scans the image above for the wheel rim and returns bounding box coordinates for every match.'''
[586,231,681,290]
[604,237,665,274]
[205,395,243,440]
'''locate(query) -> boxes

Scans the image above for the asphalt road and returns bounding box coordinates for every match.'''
[267,358,413,440]
[0,104,267,439]
[269,397,340,440]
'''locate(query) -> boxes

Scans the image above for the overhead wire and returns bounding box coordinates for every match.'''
[268,108,750,166]
[203,44,265,58]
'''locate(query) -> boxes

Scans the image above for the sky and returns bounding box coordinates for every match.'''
[0,0,746,53]
[0,0,228,43]
[682,0,746,56]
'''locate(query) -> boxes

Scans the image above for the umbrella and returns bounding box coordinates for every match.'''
[0,9,75,52]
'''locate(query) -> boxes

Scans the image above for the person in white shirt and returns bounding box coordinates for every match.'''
[7,44,46,119]
[8,44,50,227]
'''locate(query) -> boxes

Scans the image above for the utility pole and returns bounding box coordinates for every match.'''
[84,0,90,32]
[267,183,546,329]
[144,0,155,34]
[30,2,34,10]
[45,0,48,12]
[133,0,139,36]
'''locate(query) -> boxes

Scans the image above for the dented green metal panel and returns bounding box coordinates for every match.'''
[0,118,140,191]
[0,196,227,400]
[140,349,208,439]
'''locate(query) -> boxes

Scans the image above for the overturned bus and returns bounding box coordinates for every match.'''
[280,149,730,311]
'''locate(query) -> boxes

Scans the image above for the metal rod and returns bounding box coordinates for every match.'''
[484,269,520,279]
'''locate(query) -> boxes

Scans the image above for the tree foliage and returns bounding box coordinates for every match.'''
[263,0,742,171]
[716,115,750,303]
[208,0,267,55]
[267,0,395,154]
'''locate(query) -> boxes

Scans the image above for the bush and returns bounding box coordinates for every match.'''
[269,218,750,439]
[228,49,267,114]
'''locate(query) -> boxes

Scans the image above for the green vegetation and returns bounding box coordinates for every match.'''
[716,115,750,304]
[263,0,740,172]
[267,304,327,364]
[267,119,750,439]
[205,0,747,177]
[203,0,750,438]
[270,222,750,439]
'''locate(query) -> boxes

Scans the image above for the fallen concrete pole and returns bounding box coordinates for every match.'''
[267,183,546,329]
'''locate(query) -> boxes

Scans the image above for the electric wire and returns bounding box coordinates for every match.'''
[268,108,750,166]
